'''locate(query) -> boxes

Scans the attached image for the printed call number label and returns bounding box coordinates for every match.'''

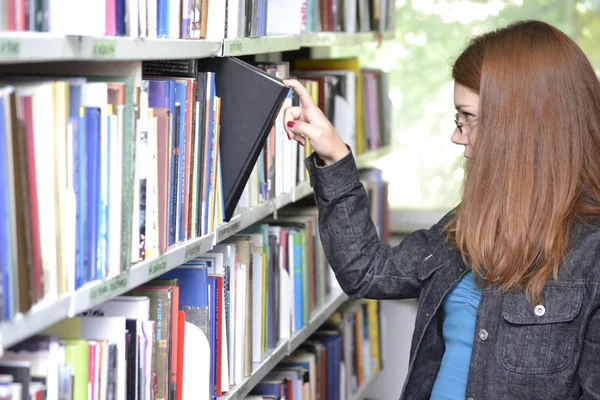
[90,274,129,304]
[228,40,243,54]
[0,40,20,58]
[148,256,168,280]
[93,40,116,58]
[217,220,241,241]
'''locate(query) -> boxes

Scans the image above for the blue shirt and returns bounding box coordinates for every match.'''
[430,271,482,399]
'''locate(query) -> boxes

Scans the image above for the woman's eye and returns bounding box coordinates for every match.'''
[465,113,474,121]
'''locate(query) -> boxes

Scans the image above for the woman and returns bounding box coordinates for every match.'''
[283,20,600,399]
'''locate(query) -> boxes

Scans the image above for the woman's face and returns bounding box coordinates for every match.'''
[452,82,480,158]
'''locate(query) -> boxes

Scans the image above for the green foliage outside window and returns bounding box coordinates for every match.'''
[334,0,600,211]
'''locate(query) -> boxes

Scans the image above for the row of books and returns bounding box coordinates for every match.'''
[0,0,396,39]
[244,299,383,400]
[302,0,396,34]
[0,209,337,400]
[141,63,228,256]
[0,0,289,38]
[0,73,139,320]
[294,58,392,156]
[0,56,292,320]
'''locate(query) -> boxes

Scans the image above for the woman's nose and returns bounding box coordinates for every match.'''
[451,128,468,146]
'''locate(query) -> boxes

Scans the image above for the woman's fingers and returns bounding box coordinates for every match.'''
[290,131,305,146]
[282,79,344,155]
[283,105,312,144]
[283,106,302,139]
[287,120,315,142]
[283,79,318,109]
[284,106,302,123]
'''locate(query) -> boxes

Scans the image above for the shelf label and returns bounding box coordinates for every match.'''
[90,274,129,304]
[148,256,168,280]
[228,40,243,54]
[0,40,20,58]
[217,220,242,242]
[92,40,116,58]
[184,238,211,260]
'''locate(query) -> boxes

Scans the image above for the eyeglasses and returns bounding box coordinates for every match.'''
[454,113,478,134]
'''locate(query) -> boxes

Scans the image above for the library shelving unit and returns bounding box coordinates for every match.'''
[0,27,392,399]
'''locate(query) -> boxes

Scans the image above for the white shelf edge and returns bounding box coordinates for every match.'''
[0,146,390,349]
[219,340,289,400]
[0,33,222,63]
[79,37,223,61]
[0,31,395,63]
[220,290,349,400]
[293,180,312,202]
[350,369,381,400]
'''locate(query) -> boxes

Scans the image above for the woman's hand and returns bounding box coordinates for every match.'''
[283,78,350,165]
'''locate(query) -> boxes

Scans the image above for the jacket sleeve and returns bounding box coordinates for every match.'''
[305,150,448,300]
[578,305,600,399]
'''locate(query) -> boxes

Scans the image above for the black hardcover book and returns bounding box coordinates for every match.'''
[196,57,290,221]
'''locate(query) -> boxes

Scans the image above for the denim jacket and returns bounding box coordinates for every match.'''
[305,150,600,400]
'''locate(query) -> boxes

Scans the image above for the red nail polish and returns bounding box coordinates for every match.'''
[287,121,295,128]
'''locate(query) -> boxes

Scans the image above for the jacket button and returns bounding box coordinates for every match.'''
[534,305,546,317]
[479,329,489,341]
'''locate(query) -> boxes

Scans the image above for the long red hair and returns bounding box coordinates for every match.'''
[446,20,600,302]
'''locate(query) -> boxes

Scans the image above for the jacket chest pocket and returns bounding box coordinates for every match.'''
[500,283,584,374]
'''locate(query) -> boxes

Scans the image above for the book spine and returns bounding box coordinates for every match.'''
[119,87,135,272]
[171,103,181,243]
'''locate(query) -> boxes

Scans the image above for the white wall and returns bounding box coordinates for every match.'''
[362,233,421,400]
[363,298,418,400]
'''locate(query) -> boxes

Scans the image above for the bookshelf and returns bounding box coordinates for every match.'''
[0,1,395,397]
